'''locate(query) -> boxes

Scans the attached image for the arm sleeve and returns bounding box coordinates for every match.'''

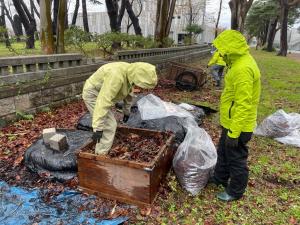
[208,52,218,66]
[123,92,134,116]
[92,76,123,131]
[228,70,253,138]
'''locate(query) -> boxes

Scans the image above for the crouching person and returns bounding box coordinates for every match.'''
[82,62,157,155]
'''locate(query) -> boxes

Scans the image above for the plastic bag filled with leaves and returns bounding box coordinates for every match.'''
[255,109,300,147]
[137,94,217,195]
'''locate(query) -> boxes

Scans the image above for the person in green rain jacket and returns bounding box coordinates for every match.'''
[207,50,226,87]
[209,30,261,201]
[82,62,157,155]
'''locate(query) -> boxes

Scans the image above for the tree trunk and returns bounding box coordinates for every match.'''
[262,20,270,46]
[105,0,126,49]
[0,0,10,47]
[155,0,176,47]
[13,14,23,41]
[71,0,80,25]
[229,0,254,33]
[278,0,289,56]
[12,0,35,49]
[105,0,120,32]
[82,0,89,32]
[229,0,238,30]
[3,2,18,41]
[40,0,54,54]
[266,17,278,52]
[20,0,37,32]
[125,0,142,35]
[53,0,59,35]
[30,0,40,18]
[188,0,192,39]
[65,1,68,29]
[56,0,66,53]
[215,0,223,38]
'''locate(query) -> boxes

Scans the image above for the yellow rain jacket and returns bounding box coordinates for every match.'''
[208,51,226,67]
[213,30,261,138]
[83,62,157,131]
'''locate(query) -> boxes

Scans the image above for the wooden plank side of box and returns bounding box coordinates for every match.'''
[78,157,151,206]
[149,137,175,203]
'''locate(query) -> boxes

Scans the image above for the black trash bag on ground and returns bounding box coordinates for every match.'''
[76,113,92,131]
[76,95,144,131]
[126,112,186,146]
[24,129,92,181]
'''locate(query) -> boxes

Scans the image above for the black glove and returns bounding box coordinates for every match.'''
[92,131,103,143]
[123,114,130,123]
[225,135,238,148]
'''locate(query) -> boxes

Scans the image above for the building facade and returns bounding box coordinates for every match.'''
[74,0,208,44]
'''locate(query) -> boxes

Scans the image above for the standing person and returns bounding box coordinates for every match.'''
[209,30,261,201]
[207,48,226,87]
[82,62,157,155]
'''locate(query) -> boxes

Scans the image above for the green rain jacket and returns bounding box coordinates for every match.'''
[208,51,226,67]
[213,30,261,138]
[83,62,157,131]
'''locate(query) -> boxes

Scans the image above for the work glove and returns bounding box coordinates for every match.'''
[92,131,103,143]
[225,135,238,148]
[123,114,130,123]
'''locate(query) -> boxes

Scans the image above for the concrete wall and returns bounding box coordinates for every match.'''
[0,54,105,122]
[0,45,210,123]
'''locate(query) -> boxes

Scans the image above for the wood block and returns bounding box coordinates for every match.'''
[49,133,68,151]
[42,128,56,144]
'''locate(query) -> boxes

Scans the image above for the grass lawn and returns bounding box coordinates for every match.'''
[0,41,104,58]
[137,49,300,224]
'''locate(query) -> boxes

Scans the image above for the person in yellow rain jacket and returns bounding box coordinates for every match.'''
[207,49,226,87]
[82,62,157,155]
[208,30,261,201]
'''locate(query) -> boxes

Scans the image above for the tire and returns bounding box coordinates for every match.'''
[175,71,198,91]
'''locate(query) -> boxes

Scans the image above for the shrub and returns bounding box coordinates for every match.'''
[64,26,91,56]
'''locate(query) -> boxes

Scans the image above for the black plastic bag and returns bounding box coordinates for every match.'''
[24,129,92,181]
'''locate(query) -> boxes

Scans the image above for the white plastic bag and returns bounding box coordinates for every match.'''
[255,109,300,147]
[138,94,217,195]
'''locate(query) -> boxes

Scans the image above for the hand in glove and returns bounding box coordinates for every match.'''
[225,135,238,148]
[123,114,130,123]
[92,131,103,143]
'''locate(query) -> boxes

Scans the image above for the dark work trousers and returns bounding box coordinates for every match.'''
[214,127,252,198]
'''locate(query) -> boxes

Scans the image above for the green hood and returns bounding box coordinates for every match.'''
[213,30,249,64]
[127,62,157,89]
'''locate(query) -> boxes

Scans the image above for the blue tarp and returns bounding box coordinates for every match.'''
[0,181,128,225]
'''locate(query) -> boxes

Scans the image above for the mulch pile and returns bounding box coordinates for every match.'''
[82,132,168,163]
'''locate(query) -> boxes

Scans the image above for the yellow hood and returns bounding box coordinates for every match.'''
[127,62,157,89]
[213,30,249,65]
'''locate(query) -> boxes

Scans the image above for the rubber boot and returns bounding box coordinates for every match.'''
[217,191,238,202]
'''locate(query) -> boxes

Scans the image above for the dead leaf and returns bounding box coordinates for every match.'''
[140,207,152,216]
[13,155,23,167]
[289,217,297,225]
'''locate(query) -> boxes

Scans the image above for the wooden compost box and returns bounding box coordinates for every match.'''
[77,126,175,207]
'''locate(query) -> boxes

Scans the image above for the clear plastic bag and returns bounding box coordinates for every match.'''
[255,109,300,147]
[137,94,217,195]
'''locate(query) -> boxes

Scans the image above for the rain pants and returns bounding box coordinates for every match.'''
[82,62,157,154]
[213,30,261,138]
